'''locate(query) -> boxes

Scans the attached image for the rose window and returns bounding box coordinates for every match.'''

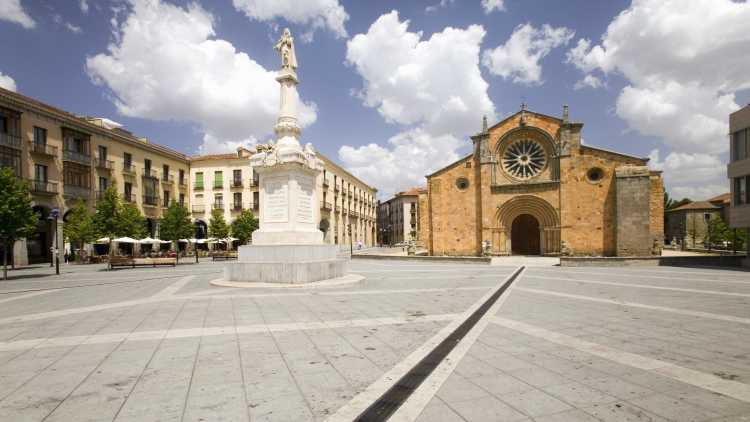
[502,139,546,179]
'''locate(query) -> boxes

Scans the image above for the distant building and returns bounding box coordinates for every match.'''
[377,187,425,246]
[729,105,750,265]
[665,201,722,248]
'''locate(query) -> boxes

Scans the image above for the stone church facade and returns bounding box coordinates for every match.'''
[418,106,664,257]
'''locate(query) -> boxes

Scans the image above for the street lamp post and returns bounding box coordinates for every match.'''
[49,208,60,275]
[347,223,352,256]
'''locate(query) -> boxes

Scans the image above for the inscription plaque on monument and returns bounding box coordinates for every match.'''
[296,179,314,223]
[264,176,289,223]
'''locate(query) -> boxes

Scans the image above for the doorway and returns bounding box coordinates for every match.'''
[511,214,540,255]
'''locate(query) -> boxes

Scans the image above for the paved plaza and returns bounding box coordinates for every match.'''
[0,260,749,421]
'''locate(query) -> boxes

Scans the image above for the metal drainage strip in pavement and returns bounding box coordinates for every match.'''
[354,266,525,422]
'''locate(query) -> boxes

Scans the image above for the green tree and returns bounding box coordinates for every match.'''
[118,202,148,238]
[63,200,95,262]
[93,186,121,239]
[208,208,230,239]
[230,209,258,245]
[160,203,193,261]
[707,217,730,248]
[0,168,37,279]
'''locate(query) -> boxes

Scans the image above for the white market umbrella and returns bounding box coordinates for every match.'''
[139,237,159,244]
[113,237,139,243]
[158,239,172,244]
[95,237,111,244]
[225,237,238,242]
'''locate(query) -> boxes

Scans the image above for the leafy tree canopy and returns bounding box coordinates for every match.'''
[0,168,38,278]
[93,185,121,238]
[208,208,230,239]
[160,203,193,243]
[118,202,148,238]
[231,209,258,245]
[63,199,95,259]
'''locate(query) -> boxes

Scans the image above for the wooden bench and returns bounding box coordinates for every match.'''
[109,257,177,269]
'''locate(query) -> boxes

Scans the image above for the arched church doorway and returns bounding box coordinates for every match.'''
[511,214,540,255]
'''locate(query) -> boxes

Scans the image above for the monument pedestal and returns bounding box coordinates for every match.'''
[224,244,347,284]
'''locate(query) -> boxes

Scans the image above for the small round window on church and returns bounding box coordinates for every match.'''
[502,139,547,179]
[587,167,604,183]
[456,177,469,190]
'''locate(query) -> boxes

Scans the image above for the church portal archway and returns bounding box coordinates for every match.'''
[511,214,540,255]
[495,195,560,255]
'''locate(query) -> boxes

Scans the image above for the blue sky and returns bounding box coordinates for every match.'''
[1,0,748,199]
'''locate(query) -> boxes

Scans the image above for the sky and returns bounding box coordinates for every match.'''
[1,0,749,199]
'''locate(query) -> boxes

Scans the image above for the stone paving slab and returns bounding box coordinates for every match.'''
[1,261,750,421]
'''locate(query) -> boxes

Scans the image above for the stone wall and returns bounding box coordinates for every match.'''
[649,172,664,252]
[615,166,652,256]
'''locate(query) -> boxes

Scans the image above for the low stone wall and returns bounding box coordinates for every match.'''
[351,254,491,264]
[561,255,747,267]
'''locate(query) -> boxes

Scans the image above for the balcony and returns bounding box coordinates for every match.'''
[142,169,158,179]
[64,184,90,199]
[232,203,243,211]
[321,201,333,211]
[123,163,136,176]
[63,150,91,165]
[123,193,135,203]
[161,174,174,185]
[192,204,205,213]
[194,182,204,191]
[334,185,339,192]
[28,179,58,195]
[0,133,21,149]
[231,179,243,188]
[29,142,57,157]
[178,178,187,188]
[213,182,223,190]
[142,195,159,206]
[252,202,259,211]
[249,179,259,189]
[94,157,114,171]
[323,179,329,188]
[213,203,224,210]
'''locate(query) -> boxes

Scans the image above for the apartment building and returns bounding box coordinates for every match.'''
[377,188,424,246]
[319,155,378,248]
[729,104,750,265]
[0,87,190,266]
[189,152,378,248]
[189,149,257,238]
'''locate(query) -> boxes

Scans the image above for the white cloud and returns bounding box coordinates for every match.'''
[232,0,348,40]
[425,0,453,13]
[65,22,82,34]
[573,74,603,90]
[339,129,462,198]
[481,0,505,14]
[0,72,17,91]
[86,0,317,154]
[0,0,35,29]
[648,149,726,199]
[341,11,495,196]
[566,0,750,198]
[482,23,574,85]
[346,11,494,135]
[80,0,89,14]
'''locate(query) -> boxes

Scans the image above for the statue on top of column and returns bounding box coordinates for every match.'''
[274,28,298,71]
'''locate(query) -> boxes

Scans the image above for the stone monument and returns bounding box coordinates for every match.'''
[220,28,347,284]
